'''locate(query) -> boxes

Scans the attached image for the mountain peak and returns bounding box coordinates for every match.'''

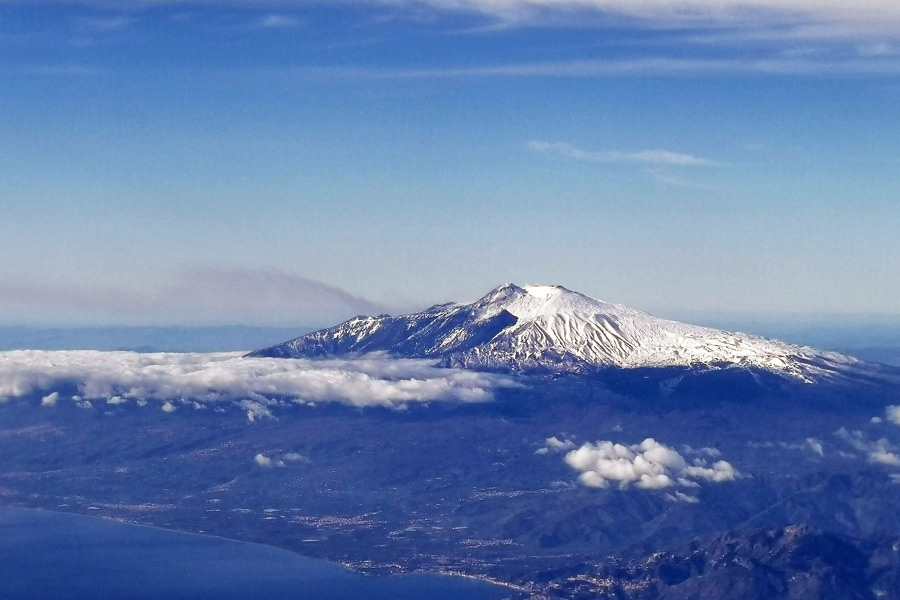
[521,284,570,298]
[473,283,617,321]
[249,284,854,380]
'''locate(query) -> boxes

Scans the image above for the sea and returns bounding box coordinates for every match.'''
[0,506,511,600]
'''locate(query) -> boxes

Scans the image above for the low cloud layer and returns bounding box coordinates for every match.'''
[0,351,514,414]
[560,438,739,492]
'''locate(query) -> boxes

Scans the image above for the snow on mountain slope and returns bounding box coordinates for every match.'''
[249,284,855,380]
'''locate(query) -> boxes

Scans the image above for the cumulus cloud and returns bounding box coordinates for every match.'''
[683,461,741,482]
[282,453,309,463]
[806,437,825,457]
[870,449,900,467]
[0,351,515,413]
[41,392,58,407]
[886,406,900,426]
[537,436,577,454]
[528,141,717,167]
[667,490,700,504]
[681,445,722,458]
[563,438,738,491]
[834,427,900,467]
[545,436,576,451]
[255,453,287,468]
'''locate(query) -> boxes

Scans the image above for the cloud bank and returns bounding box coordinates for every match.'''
[562,438,739,491]
[0,351,515,414]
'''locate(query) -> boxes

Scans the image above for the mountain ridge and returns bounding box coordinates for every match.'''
[249,284,855,380]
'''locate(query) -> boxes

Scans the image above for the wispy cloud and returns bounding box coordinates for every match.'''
[256,14,304,29]
[0,267,387,326]
[379,0,900,29]
[283,55,900,81]
[158,267,386,324]
[71,1,900,30]
[528,141,721,188]
[76,16,136,33]
[528,141,717,167]
[0,351,517,414]
[647,169,727,190]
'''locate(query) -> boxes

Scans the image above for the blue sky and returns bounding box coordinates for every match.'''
[1,0,899,326]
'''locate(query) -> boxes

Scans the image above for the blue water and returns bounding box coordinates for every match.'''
[0,507,512,600]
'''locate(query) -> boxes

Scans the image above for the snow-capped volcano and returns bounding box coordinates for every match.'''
[250,284,853,380]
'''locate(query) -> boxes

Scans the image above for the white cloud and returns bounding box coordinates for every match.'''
[528,141,716,167]
[161,401,176,413]
[544,436,576,452]
[682,445,722,458]
[870,449,900,466]
[806,437,824,457]
[683,460,740,482]
[886,406,900,426]
[667,490,700,503]
[254,453,274,468]
[747,438,826,457]
[40,392,58,407]
[282,453,309,463]
[563,437,738,491]
[0,350,515,411]
[834,427,900,467]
